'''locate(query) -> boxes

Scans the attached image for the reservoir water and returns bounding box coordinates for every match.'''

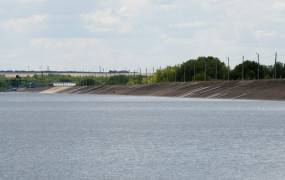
[1,93,285,179]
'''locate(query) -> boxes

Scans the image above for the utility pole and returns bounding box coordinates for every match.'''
[257,53,260,80]
[40,65,43,77]
[184,65,186,82]
[242,56,244,81]
[189,64,192,82]
[227,57,230,81]
[146,68,148,78]
[174,65,177,82]
[204,60,207,81]
[167,67,169,82]
[274,52,277,79]
[194,62,196,81]
[215,60,218,80]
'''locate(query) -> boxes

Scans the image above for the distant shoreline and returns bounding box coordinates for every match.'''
[16,80,285,101]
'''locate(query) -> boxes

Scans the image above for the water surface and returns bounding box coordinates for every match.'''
[1,93,285,180]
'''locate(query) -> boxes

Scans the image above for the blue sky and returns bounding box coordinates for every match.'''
[0,0,285,71]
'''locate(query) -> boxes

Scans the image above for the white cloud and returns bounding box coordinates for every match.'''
[81,10,133,33]
[160,4,176,11]
[2,0,285,70]
[1,14,48,32]
[120,0,152,15]
[255,30,285,41]
[272,1,285,10]
[80,0,153,33]
[28,37,138,71]
[17,0,47,4]
[31,38,100,49]
[169,21,206,29]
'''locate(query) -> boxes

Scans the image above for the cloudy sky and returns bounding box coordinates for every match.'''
[0,0,285,71]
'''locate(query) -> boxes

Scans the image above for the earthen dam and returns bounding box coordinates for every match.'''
[19,80,285,101]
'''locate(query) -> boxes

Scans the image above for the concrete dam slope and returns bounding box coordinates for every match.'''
[44,80,285,101]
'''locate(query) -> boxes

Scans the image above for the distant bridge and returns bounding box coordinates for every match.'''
[0,71,152,78]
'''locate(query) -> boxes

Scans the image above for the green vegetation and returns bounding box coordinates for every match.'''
[230,61,270,80]
[152,56,285,82]
[1,56,285,91]
[154,57,229,82]
[0,74,146,91]
[0,75,9,91]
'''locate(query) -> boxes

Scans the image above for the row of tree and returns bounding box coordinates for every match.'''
[0,74,146,90]
[153,56,285,82]
[1,56,285,91]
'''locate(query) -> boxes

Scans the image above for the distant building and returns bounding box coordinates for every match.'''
[53,82,76,87]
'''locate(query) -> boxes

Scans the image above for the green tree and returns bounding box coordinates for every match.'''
[231,60,271,80]
[0,75,9,91]
[155,56,228,82]
[108,75,129,85]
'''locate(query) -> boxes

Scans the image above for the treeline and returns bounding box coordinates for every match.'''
[153,56,285,82]
[1,56,285,91]
[0,74,146,91]
[153,57,228,82]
